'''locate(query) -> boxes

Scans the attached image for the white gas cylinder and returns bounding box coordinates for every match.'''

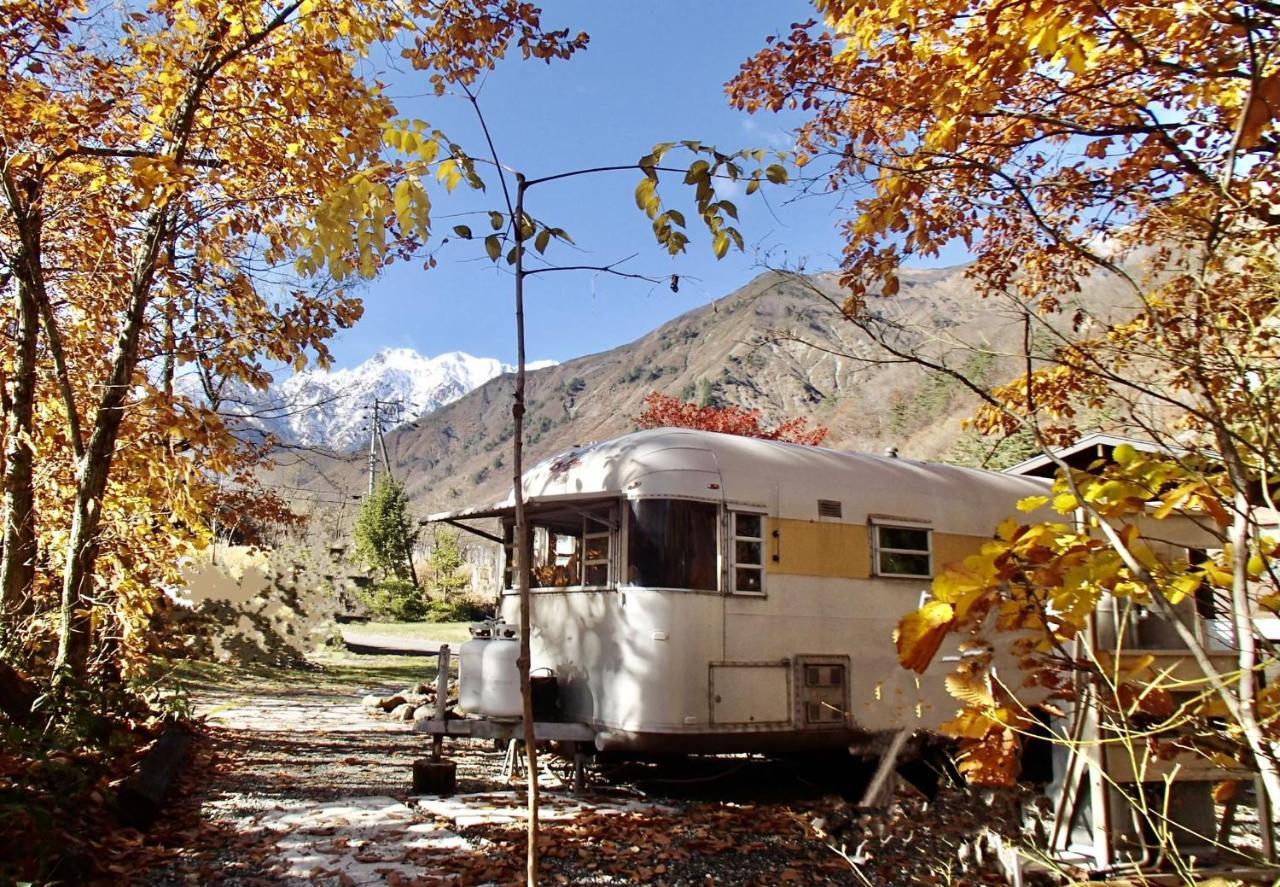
[458,623,492,714]
[481,624,522,719]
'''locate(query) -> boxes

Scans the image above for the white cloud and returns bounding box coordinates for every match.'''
[714,177,743,200]
[740,117,794,149]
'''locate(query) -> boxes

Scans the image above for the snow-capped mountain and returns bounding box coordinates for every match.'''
[218,348,557,449]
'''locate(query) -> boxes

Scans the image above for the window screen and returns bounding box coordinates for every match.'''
[874,524,931,577]
[627,499,718,590]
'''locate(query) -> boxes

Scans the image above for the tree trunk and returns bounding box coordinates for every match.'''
[0,269,40,623]
[1214,424,1280,812]
[54,207,171,686]
[118,726,192,827]
[512,175,540,887]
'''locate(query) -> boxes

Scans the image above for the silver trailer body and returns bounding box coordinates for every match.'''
[437,428,1057,755]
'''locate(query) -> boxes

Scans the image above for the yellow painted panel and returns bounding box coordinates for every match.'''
[766,521,991,580]
[932,532,990,572]
[767,518,870,578]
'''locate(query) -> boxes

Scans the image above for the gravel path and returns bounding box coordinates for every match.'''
[139,656,458,885]
[129,655,944,886]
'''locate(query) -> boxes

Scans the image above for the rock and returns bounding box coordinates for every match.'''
[390,702,416,721]
[379,694,407,712]
[361,694,382,710]
[413,704,433,721]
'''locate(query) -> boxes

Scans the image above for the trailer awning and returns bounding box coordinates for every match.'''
[423,503,513,524]
[424,493,623,544]
[421,504,512,544]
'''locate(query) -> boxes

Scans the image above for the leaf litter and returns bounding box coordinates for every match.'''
[112,661,1046,886]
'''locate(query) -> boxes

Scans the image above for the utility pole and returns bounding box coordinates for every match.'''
[365,397,404,495]
[367,399,380,496]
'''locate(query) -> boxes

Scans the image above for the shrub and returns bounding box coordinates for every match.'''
[358,579,428,622]
[424,597,492,623]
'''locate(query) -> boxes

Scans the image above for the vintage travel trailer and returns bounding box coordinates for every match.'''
[430,428,1058,756]
[421,428,1272,871]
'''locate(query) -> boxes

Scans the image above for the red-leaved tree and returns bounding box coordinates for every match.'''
[635,392,828,446]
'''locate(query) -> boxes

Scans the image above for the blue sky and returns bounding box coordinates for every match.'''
[328,2,861,368]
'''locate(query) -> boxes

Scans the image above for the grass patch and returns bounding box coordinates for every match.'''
[353,620,473,645]
[157,650,443,699]
[309,650,441,692]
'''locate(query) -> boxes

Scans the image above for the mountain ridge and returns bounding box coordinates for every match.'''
[268,263,1136,526]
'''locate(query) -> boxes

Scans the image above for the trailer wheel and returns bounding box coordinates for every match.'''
[794,752,876,801]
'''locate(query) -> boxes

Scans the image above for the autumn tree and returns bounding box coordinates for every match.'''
[0,1,587,692]
[731,0,1280,825]
[635,391,828,445]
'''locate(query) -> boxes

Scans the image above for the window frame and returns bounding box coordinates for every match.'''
[871,518,933,579]
[581,524,611,588]
[623,496,722,593]
[728,508,767,596]
[501,504,616,592]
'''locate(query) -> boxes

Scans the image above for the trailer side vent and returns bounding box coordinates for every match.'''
[797,658,849,728]
[806,665,844,687]
[817,499,843,519]
[806,701,844,724]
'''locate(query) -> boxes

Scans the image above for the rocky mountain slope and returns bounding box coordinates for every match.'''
[268,265,1133,519]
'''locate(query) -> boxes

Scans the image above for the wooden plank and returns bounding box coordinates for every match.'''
[1110,649,1240,685]
[1103,745,1254,782]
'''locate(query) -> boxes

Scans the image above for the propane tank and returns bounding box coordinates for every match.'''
[458,622,492,715]
[481,623,522,719]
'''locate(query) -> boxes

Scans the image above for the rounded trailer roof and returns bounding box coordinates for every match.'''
[508,429,1050,535]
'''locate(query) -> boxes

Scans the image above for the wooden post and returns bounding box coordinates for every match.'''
[859,728,910,808]
[433,644,450,762]
[413,644,456,795]
[572,746,586,795]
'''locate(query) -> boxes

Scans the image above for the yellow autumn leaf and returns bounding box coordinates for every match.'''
[944,665,995,709]
[1052,492,1078,512]
[1248,552,1268,577]
[995,516,1018,541]
[956,725,1021,786]
[1166,571,1203,605]
[896,600,955,673]
[1017,495,1049,512]
[1113,443,1138,466]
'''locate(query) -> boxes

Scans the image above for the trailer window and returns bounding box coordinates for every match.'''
[627,499,718,590]
[873,524,931,578]
[502,506,614,589]
[731,511,765,594]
